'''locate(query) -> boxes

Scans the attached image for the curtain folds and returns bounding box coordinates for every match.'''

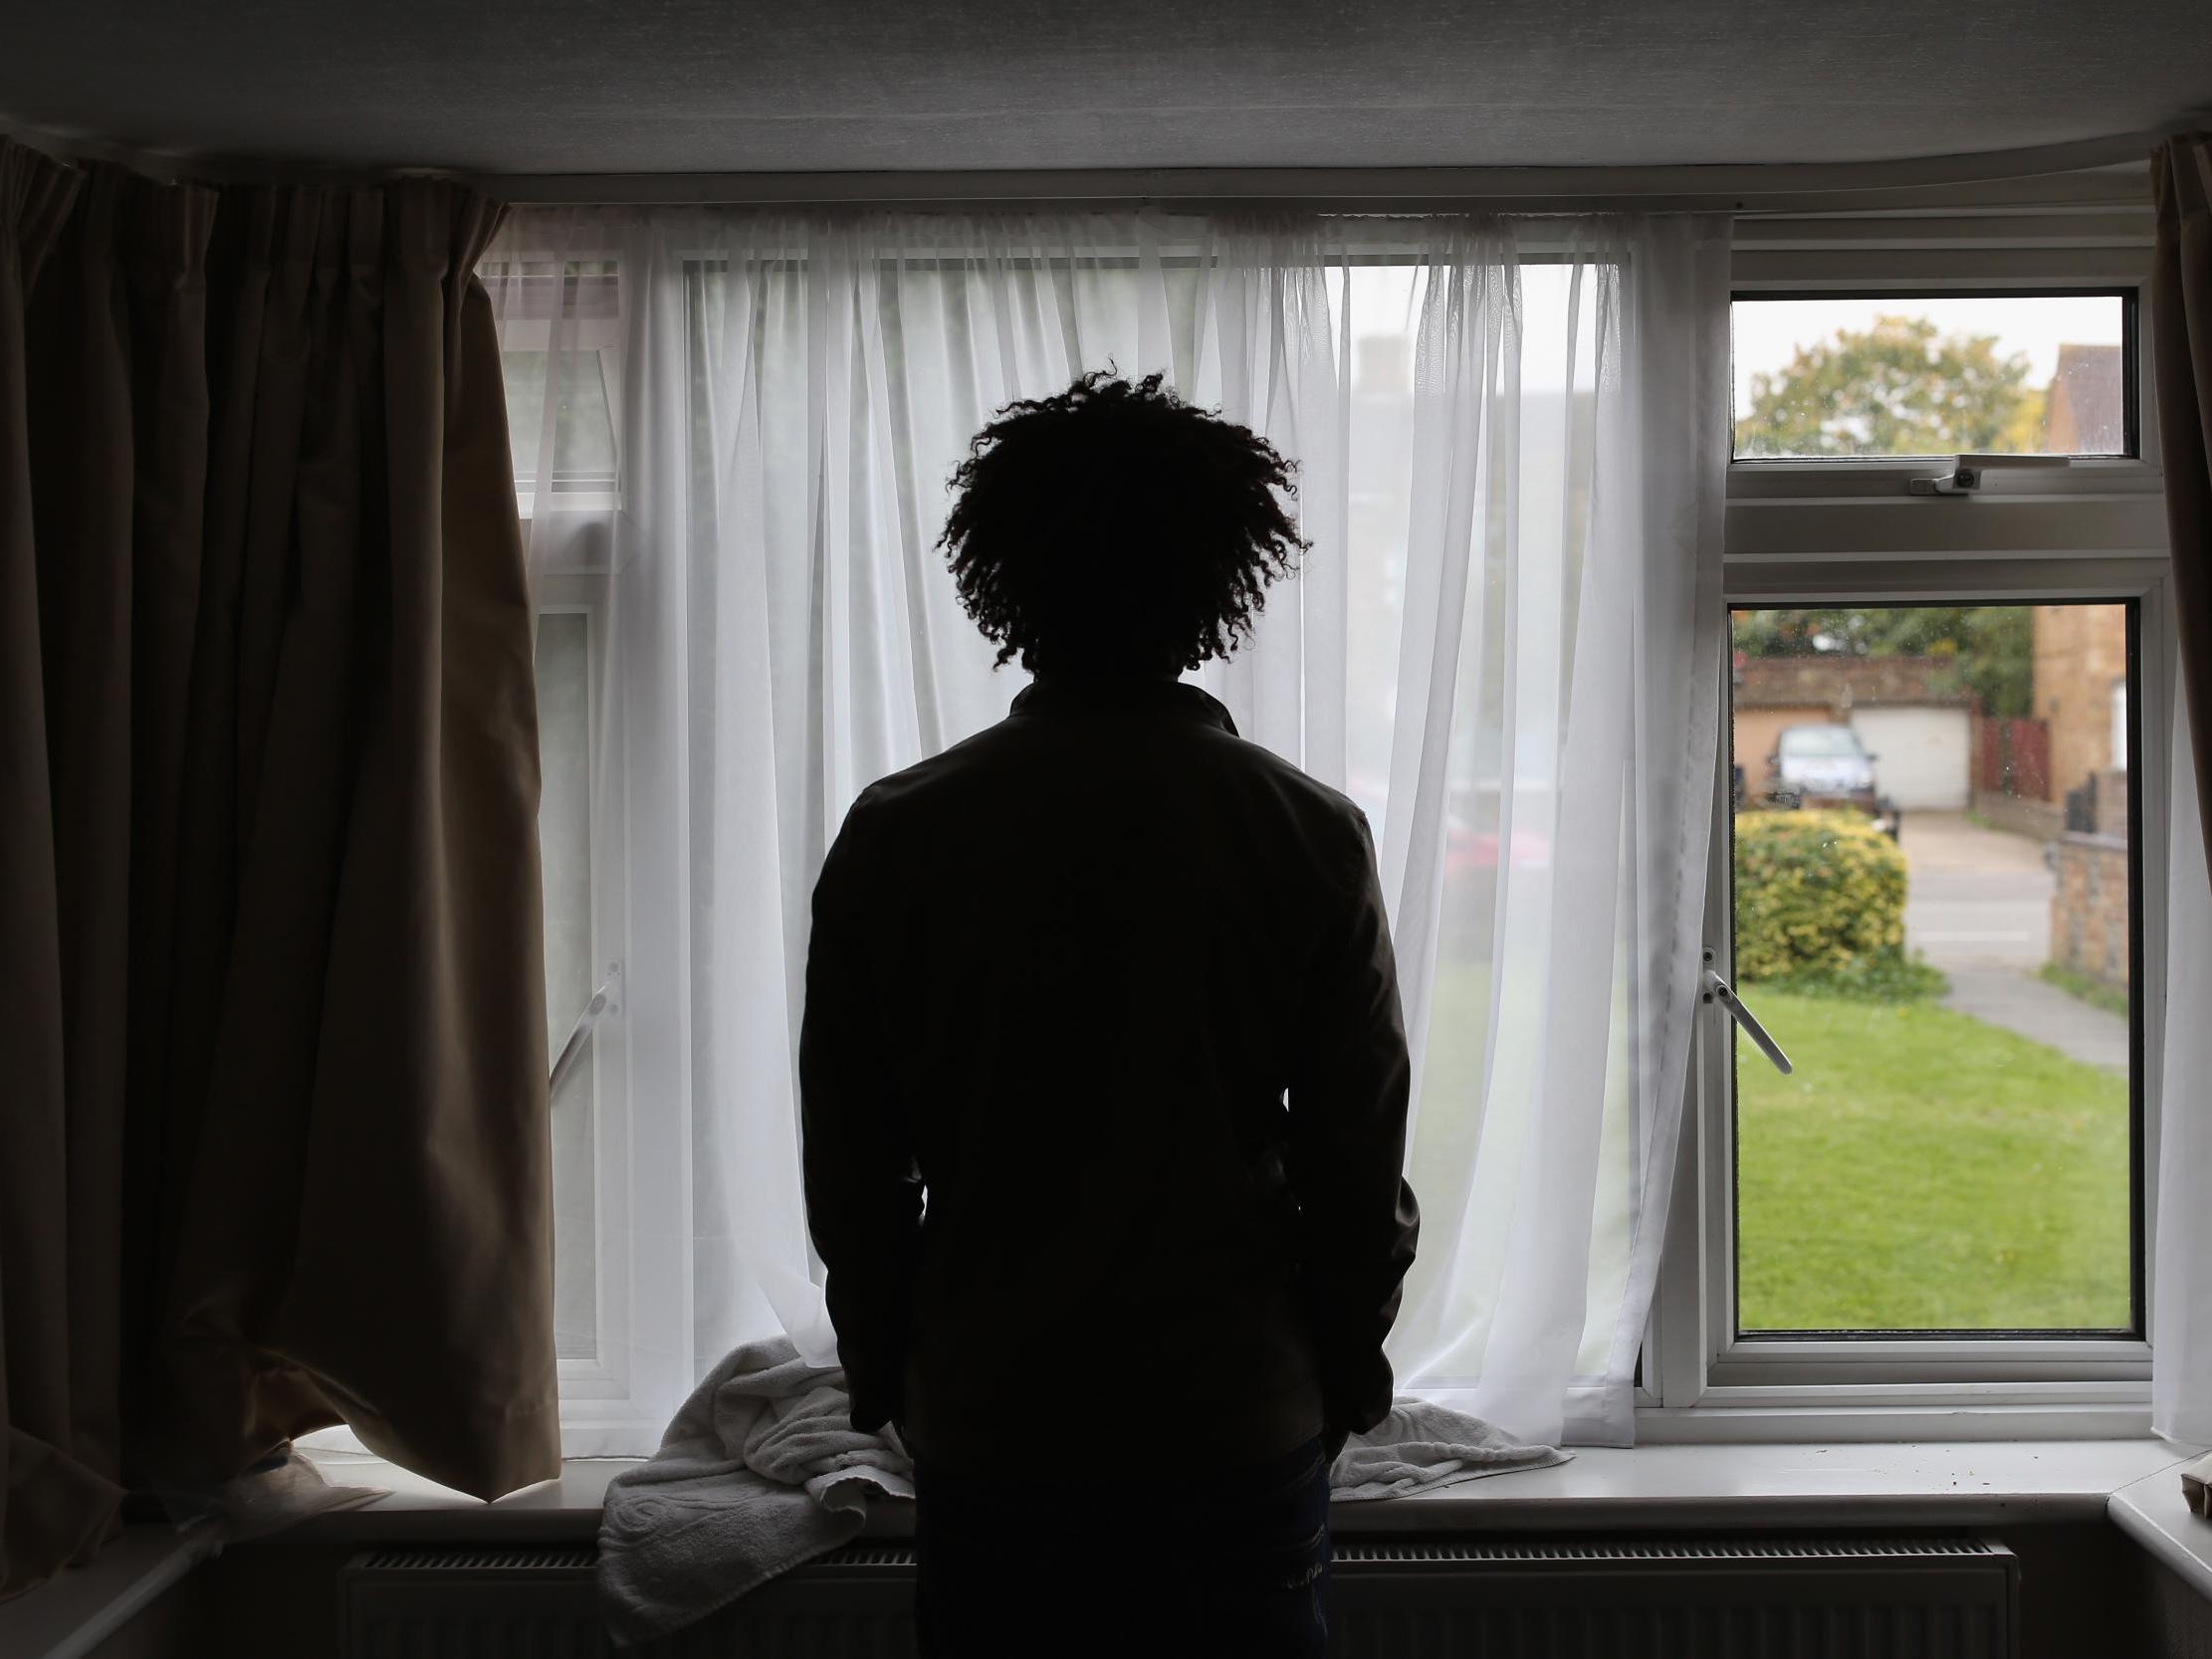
[2150,133,2212,1444]
[2154,135,2212,863]
[490,208,1728,1455]
[1,128,118,1609]
[0,137,556,1601]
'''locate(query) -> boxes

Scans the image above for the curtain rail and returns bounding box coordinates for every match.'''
[474,134,2159,216]
[4,125,2169,212]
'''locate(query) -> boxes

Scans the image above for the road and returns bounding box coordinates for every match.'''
[1898,812,2128,1074]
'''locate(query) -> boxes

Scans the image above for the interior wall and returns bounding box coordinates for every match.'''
[197,1539,356,1659]
[2002,1521,2161,1659]
[2146,1555,2212,1659]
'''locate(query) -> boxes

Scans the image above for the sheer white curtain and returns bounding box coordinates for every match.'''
[486,209,1728,1455]
[2154,691,2212,1446]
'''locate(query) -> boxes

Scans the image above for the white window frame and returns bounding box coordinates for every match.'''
[488,206,2177,1455]
[532,582,637,1424]
[495,258,623,524]
[494,254,688,1452]
[1640,206,2170,1442]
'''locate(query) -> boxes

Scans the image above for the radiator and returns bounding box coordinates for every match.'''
[339,1535,2018,1658]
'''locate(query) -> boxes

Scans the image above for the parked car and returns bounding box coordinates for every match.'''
[1765,723,1900,838]
[1344,772,1554,880]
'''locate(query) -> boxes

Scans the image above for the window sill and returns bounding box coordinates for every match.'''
[2110,1463,2212,1604]
[13,1440,2190,1659]
[287,1437,2193,1543]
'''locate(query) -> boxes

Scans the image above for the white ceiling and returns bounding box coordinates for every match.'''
[3,0,2208,178]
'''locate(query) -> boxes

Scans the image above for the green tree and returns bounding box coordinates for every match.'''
[1733,606,2034,718]
[1737,314,2041,457]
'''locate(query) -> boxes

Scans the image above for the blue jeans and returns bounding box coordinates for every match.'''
[911,1432,1333,1657]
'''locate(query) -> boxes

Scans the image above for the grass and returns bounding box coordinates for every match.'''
[1747,955,1948,1003]
[2038,960,2132,1019]
[1735,990,2131,1332]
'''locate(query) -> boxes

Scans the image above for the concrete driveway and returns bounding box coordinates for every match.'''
[1898,812,2128,1073]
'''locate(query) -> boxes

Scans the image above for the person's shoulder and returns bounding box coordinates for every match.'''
[1216,728,1370,827]
[832,722,1012,831]
[1202,729,1378,880]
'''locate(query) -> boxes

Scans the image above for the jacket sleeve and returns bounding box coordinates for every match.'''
[799,792,923,1434]
[1286,809,1420,1449]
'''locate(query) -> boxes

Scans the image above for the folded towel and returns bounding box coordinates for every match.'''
[598,1339,1568,1646]
[1330,1399,1571,1500]
[597,1337,912,1648]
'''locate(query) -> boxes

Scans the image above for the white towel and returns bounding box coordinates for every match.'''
[596,1338,913,1649]
[597,1340,1568,1646]
[1329,1399,1571,1500]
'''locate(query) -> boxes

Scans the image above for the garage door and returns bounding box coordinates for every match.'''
[1850,707,1971,810]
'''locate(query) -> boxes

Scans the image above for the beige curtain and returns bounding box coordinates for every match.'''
[0,137,556,1600]
[2155,133,2212,861]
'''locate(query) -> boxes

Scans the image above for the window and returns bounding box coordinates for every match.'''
[487,201,2170,1452]
[538,607,599,1360]
[1733,293,2133,459]
[506,346,618,499]
[485,253,631,1424]
[494,258,621,513]
[1729,602,2137,1338]
[487,215,1728,1453]
[531,579,616,1382]
[1644,213,2171,1434]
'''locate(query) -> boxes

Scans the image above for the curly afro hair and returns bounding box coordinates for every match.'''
[939,370,1308,676]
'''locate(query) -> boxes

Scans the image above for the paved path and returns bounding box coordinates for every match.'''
[1898,812,2128,1073]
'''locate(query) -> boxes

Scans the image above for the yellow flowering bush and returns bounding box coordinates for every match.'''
[1734,810,1940,998]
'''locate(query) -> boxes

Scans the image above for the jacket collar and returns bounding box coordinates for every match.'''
[1008,676,1238,735]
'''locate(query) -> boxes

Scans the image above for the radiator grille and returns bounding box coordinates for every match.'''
[1339,1536,2007,1565]
[339,1534,2017,1658]
[352,1545,599,1573]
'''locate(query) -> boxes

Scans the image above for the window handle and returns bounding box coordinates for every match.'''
[1907,452,2074,497]
[551,964,622,1097]
[1702,963,1794,1076]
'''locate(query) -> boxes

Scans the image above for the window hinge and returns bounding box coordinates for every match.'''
[1701,950,1793,1076]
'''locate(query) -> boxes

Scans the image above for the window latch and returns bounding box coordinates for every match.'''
[1907,452,2074,497]
[1701,954,1793,1076]
[551,963,623,1097]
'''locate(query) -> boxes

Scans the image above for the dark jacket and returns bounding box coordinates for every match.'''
[799,676,1419,1474]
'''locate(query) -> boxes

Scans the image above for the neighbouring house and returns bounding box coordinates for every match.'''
[2035,596,2131,991]
[2046,341,2126,455]
[1963,349,2129,838]
[1733,653,1974,811]
[2032,600,2128,823]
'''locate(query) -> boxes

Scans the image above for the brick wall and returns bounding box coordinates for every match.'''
[1735,654,1965,710]
[2095,766,2129,837]
[2050,832,2130,988]
[1974,787,2064,841]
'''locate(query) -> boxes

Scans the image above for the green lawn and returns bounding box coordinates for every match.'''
[1735,991,2131,1332]
[2038,960,2132,1019]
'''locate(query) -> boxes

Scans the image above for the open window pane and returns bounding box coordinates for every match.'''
[537,609,597,1360]
[504,347,618,493]
[1729,603,2135,1335]
[1732,295,2129,459]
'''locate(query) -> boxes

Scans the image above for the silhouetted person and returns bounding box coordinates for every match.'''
[800,370,1419,1657]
